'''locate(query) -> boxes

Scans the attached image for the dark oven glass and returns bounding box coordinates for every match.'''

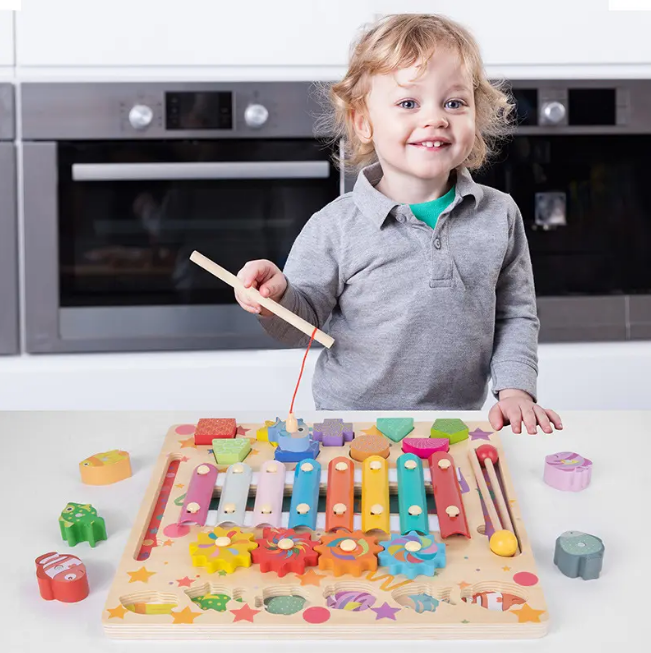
[58,139,339,307]
[474,135,651,296]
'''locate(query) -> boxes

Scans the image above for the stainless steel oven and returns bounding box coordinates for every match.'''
[0,83,18,355]
[475,79,651,342]
[21,82,341,353]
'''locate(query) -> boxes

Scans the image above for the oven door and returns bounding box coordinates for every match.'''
[23,139,340,353]
[0,142,19,355]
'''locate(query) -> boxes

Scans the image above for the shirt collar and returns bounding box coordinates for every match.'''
[352,161,485,228]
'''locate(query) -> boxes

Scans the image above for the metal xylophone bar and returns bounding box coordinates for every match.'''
[198,456,473,535]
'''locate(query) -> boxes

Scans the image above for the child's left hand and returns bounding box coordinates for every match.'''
[489,389,562,435]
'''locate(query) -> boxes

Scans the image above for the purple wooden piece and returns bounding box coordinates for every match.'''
[312,418,354,447]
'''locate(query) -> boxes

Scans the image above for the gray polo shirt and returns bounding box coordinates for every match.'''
[259,161,539,410]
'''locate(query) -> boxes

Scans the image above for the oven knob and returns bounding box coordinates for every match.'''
[244,103,269,128]
[541,100,566,124]
[128,104,154,130]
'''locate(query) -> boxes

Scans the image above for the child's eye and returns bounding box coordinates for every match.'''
[445,99,467,110]
[398,100,418,110]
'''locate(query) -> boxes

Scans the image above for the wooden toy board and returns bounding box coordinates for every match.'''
[103,419,548,640]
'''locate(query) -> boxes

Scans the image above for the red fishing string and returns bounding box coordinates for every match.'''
[289,327,318,415]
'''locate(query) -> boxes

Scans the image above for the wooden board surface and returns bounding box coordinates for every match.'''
[102,419,548,639]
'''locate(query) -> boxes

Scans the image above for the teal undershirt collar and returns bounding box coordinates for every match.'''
[409,185,456,230]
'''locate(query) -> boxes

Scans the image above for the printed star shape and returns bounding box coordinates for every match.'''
[361,426,382,436]
[107,604,128,619]
[174,483,185,489]
[469,427,493,441]
[163,539,173,547]
[180,456,190,462]
[171,607,202,624]
[176,576,194,587]
[247,448,260,457]
[461,619,470,624]
[297,569,326,586]
[371,602,401,621]
[458,581,471,590]
[511,604,546,623]
[179,437,197,448]
[236,426,250,435]
[218,570,228,576]
[502,566,511,571]
[127,566,156,583]
[231,604,260,623]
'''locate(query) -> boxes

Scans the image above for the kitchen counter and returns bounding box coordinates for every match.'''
[4,410,648,652]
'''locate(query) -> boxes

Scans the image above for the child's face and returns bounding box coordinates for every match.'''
[356,48,476,184]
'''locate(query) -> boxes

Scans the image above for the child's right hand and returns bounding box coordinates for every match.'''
[235,259,287,317]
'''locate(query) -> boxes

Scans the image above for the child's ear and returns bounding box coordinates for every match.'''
[352,108,372,143]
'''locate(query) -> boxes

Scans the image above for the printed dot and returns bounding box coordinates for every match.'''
[303,606,330,624]
[142,539,154,546]
[175,424,196,435]
[513,571,539,586]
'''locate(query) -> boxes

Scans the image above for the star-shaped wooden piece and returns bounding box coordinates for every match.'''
[511,603,546,623]
[297,568,326,586]
[176,576,193,587]
[361,426,383,436]
[230,604,260,623]
[106,604,127,619]
[127,566,156,583]
[179,437,197,449]
[171,606,202,624]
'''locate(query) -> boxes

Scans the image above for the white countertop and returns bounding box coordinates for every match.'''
[4,410,648,652]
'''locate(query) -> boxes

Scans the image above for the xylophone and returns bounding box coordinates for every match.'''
[103,417,549,639]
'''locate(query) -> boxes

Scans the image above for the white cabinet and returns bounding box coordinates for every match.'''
[373,0,651,66]
[0,12,14,65]
[15,0,372,67]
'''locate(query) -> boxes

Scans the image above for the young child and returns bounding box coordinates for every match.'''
[235,13,562,436]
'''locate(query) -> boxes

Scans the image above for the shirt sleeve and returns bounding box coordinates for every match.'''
[258,209,343,347]
[490,199,540,402]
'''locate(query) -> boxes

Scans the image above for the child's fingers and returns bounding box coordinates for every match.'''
[259,278,284,299]
[488,403,504,431]
[507,405,523,434]
[533,405,553,434]
[545,409,563,430]
[522,405,538,435]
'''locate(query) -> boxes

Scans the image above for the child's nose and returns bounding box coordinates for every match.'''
[422,114,449,129]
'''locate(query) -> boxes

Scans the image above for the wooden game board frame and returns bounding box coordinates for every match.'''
[103,420,548,639]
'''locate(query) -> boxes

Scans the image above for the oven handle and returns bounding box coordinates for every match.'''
[71,161,331,181]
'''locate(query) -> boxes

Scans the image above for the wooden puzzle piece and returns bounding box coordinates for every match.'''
[543,451,593,491]
[430,418,469,445]
[350,434,390,462]
[402,437,449,458]
[462,591,526,611]
[189,526,257,574]
[314,530,382,577]
[554,531,604,580]
[256,420,276,443]
[252,527,319,576]
[378,531,446,579]
[35,552,89,602]
[274,439,320,463]
[326,590,377,611]
[212,438,251,465]
[59,503,107,547]
[312,418,354,446]
[195,418,236,445]
[267,417,309,445]
[396,453,429,535]
[376,417,414,442]
[79,449,131,485]
[179,463,218,527]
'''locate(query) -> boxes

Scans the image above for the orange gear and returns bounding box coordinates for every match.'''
[314,530,382,577]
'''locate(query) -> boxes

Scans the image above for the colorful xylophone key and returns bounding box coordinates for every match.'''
[361,455,390,533]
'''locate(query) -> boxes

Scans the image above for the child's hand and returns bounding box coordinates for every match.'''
[489,389,562,435]
[235,260,287,317]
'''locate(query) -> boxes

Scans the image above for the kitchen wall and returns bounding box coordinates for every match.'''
[1,1,650,412]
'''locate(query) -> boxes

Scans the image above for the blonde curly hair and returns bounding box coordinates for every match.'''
[315,13,515,174]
